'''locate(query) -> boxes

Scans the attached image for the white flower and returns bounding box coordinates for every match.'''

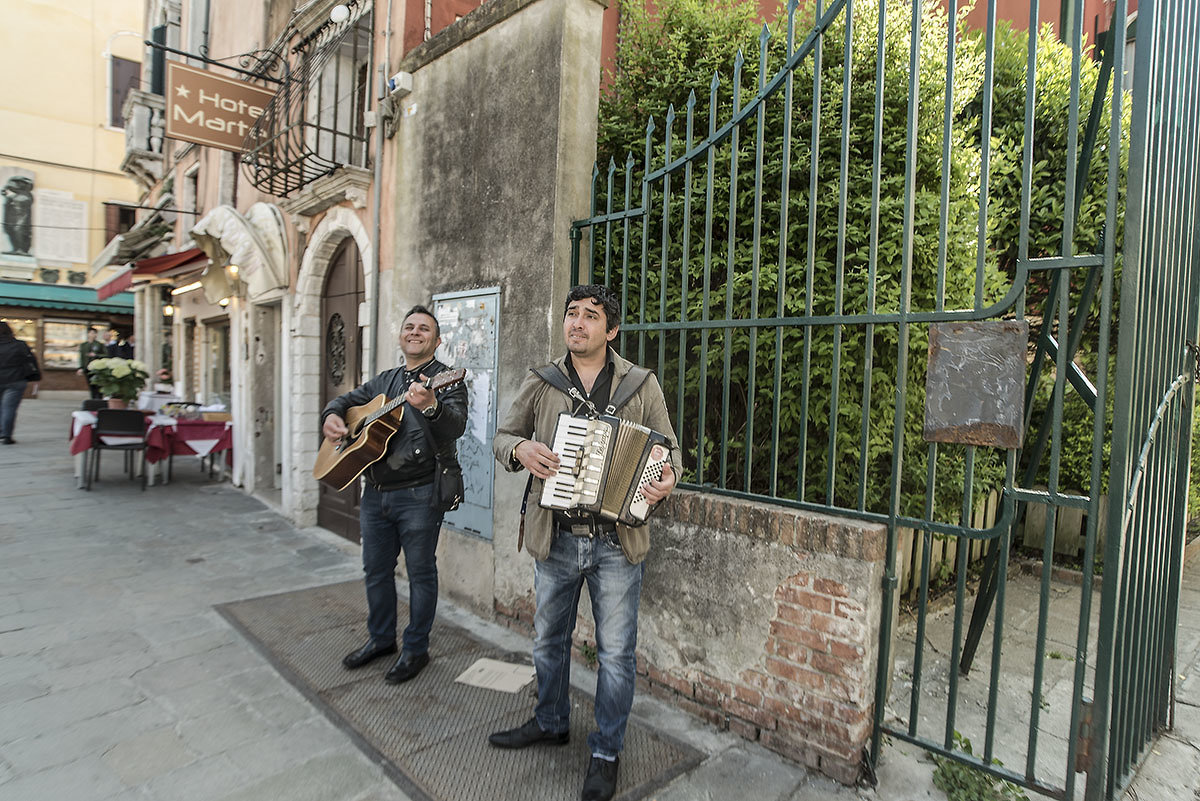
[130,360,148,373]
[111,364,131,378]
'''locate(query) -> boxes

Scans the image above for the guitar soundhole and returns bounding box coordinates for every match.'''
[327,313,346,386]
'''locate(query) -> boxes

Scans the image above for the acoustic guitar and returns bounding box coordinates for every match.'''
[312,368,466,490]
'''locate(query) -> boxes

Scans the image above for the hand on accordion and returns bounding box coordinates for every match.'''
[640,461,676,505]
[515,439,561,480]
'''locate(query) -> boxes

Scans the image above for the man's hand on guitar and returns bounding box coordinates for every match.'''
[641,462,677,505]
[323,414,349,443]
[514,440,560,480]
[406,376,436,413]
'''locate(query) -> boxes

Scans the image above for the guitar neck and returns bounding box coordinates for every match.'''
[362,374,437,427]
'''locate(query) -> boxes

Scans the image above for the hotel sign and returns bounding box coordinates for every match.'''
[165,62,275,152]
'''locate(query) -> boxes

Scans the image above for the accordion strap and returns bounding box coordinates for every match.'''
[530,363,652,415]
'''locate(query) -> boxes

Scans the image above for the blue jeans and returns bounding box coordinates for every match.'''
[533,530,644,758]
[359,482,443,655]
[0,381,26,439]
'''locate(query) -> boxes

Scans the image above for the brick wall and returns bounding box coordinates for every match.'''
[492,489,885,784]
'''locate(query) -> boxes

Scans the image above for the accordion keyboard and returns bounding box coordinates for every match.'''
[541,416,611,509]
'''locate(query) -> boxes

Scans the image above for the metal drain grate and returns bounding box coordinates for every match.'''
[218,581,702,801]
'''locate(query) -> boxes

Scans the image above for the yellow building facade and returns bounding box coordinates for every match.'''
[0,0,145,389]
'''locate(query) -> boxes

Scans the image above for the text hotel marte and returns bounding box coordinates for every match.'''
[165,61,276,153]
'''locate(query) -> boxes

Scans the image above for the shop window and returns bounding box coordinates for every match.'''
[42,321,99,370]
[0,317,36,345]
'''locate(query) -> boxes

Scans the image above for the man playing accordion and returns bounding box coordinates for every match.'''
[489,284,681,801]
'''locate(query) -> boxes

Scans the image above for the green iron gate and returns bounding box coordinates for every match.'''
[569,0,1196,798]
[1090,0,1200,796]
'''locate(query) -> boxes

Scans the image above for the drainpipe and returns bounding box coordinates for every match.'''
[368,62,384,379]
[368,0,392,379]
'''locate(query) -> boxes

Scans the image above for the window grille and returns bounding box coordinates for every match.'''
[241,3,373,197]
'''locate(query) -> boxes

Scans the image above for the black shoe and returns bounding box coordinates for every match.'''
[341,640,397,669]
[488,717,570,749]
[1,438,14,444]
[384,651,430,684]
[581,755,619,801]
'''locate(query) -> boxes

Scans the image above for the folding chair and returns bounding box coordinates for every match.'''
[86,409,147,491]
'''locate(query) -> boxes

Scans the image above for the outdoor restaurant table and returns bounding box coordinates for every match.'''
[69,410,174,488]
[68,412,233,487]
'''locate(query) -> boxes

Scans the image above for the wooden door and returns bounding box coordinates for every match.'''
[317,238,364,542]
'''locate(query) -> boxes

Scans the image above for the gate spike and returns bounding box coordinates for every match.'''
[709,72,720,133]
[608,156,617,177]
[760,25,771,88]
[786,0,797,55]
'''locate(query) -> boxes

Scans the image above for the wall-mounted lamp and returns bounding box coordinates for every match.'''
[171,281,203,295]
[218,297,231,307]
[227,264,239,277]
[163,304,174,317]
[330,4,350,23]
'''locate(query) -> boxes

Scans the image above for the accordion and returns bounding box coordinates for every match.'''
[539,413,671,526]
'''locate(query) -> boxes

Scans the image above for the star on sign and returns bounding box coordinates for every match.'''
[175,85,190,98]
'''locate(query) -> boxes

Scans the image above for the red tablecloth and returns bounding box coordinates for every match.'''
[69,413,232,465]
[145,419,233,464]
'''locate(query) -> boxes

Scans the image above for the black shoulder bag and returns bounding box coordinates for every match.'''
[411,405,464,513]
[23,347,41,382]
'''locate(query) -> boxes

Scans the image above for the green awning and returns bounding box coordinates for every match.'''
[0,279,135,315]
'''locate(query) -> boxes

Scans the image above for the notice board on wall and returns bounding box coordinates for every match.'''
[433,288,500,539]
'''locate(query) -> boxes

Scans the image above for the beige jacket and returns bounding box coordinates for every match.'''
[493,350,682,564]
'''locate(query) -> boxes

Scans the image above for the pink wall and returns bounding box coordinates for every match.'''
[955,0,1137,48]
[599,0,1140,86]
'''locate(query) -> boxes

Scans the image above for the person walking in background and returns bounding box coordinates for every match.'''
[0,321,40,444]
[105,329,122,357]
[77,327,106,399]
[117,333,135,359]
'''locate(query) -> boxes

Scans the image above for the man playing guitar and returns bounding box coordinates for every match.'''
[322,305,467,684]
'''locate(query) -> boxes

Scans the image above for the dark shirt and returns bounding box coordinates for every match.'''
[564,350,615,416]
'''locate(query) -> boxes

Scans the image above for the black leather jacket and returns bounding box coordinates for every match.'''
[320,358,467,489]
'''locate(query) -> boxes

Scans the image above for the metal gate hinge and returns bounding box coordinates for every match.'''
[1074,697,1094,774]
[1187,341,1200,382]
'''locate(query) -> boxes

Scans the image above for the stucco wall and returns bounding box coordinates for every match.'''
[388,0,605,611]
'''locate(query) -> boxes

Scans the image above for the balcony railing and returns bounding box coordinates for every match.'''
[120,89,166,190]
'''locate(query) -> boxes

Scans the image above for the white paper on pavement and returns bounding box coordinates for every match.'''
[454,658,535,693]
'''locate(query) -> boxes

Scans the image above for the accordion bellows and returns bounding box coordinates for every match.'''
[539,413,670,526]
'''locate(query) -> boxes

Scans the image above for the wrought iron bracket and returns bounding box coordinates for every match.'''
[144,40,285,84]
[1186,340,1200,382]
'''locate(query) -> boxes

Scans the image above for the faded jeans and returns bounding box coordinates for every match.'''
[358,482,443,655]
[533,529,644,758]
[0,381,26,440]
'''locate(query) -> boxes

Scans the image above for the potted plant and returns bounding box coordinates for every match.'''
[87,358,150,408]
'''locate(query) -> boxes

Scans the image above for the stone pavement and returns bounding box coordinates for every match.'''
[0,394,1194,801]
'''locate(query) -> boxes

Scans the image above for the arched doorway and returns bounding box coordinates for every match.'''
[317,237,364,542]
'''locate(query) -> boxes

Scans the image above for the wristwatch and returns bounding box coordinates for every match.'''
[422,398,438,417]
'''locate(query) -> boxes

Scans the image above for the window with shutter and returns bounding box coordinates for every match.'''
[109,56,140,128]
